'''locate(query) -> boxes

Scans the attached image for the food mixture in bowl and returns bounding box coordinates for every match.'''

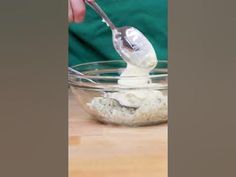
[88,89,167,126]
[69,60,168,126]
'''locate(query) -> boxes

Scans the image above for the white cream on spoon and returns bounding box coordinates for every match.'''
[113,27,157,70]
[115,27,158,86]
[109,28,159,108]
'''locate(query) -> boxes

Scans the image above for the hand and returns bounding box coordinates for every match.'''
[68,0,85,23]
[68,0,94,23]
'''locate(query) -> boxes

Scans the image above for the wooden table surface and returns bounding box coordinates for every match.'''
[69,92,168,177]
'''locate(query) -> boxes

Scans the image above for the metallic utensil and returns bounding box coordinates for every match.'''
[85,0,156,69]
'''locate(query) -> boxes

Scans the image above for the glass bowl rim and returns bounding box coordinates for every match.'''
[70,60,168,80]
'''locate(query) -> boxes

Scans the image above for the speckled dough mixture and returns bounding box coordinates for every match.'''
[87,90,168,126]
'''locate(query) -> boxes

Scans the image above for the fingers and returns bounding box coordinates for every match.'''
[68,0,73,22]
[70,0,86,23]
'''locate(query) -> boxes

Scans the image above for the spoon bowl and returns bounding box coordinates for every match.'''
[112,26,157,69]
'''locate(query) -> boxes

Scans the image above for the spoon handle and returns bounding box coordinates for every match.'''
[68,67,97,84]
[85,0,116,30]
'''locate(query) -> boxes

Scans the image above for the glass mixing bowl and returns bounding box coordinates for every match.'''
[69,60,168,126]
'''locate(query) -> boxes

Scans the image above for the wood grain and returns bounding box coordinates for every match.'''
[69,91,168,177]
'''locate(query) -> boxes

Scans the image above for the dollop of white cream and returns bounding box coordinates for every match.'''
[109,27,160,108]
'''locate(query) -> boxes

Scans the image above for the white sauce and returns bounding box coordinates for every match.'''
[110,27,159,107]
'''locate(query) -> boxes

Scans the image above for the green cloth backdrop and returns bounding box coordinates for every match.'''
[68,0,167,67]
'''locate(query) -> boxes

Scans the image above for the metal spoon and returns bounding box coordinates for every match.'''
[68,67,97,84]
[85,0,157,69]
